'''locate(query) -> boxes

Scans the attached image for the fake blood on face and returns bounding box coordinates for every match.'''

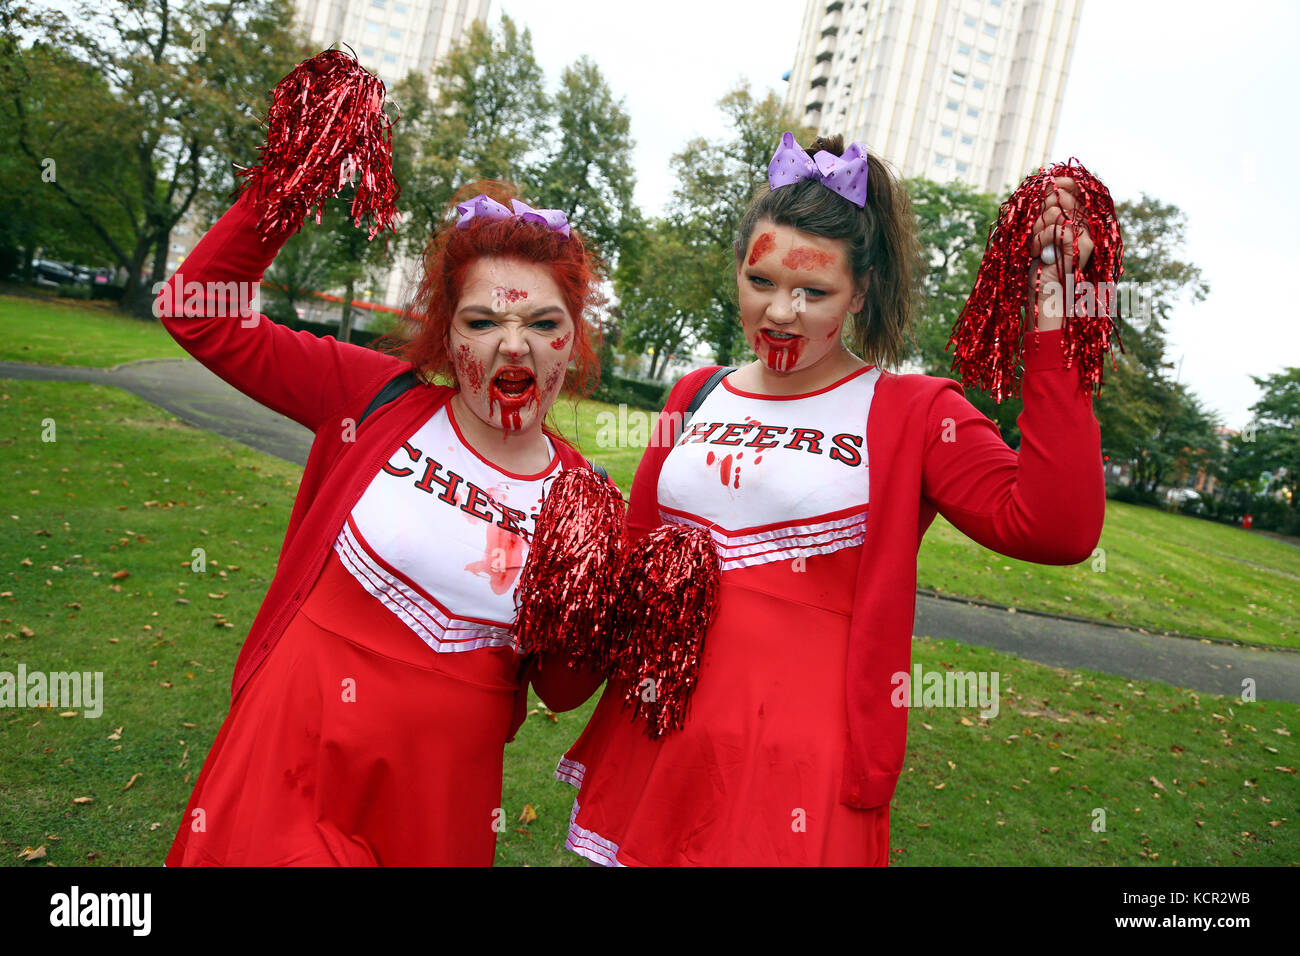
[748,231,776,266]
[782,247,834,270]
[550,332,572,351]
[493,286,529,304]
[455,343,486,393]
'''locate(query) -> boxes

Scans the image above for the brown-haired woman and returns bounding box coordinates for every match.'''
[556,133,1105,866]
[158,178,606,866]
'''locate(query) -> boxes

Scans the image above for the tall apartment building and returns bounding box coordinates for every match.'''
[295,0,491,87]
[783,0,1082,194]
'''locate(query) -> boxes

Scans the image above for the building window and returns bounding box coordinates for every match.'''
[961,134,974,145]
[957,42,971,55]
[967,106,980,117]
[983,23,997,36]
[361,46,376,57]
[978,50,992,63]
[963,14,976,27]
[365,21,381,33]
[371,0,385,6]
[951,70,966,84]
[388,27,402,38]
[972,78,986,90]
[956,161,970,172]
[393,1,407,10]
[990,0,1002,6]
[946,99,959,110]
[383,52,398,63]
[935,154,950,167]
[941,126,954,138]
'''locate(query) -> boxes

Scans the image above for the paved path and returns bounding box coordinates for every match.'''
[0,357,313,464]
[5,357,1298,704]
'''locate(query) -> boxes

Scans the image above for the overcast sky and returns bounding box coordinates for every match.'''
[503,0,1299,430]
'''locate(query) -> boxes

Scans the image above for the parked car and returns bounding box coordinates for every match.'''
[1165,487,1201,504]
[32,259,78,286]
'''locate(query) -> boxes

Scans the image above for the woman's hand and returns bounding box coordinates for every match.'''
[1028,177,1094,330]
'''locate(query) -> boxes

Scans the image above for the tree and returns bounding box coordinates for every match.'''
[906,176,1020,434]
[663,85,813,365]
[616,220,711,380]
[397,15,549,254]
[530,56,638,265]
[1,0,307,315]
[0,34,137,279]
[1094,195,1211,487]
[1237,367,1300,511]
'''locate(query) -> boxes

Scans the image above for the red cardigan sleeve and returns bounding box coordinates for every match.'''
[919,328,1106,565]
[155,192,405,433]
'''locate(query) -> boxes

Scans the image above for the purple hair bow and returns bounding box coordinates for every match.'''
[454,194,571,239]
[767,131,870,208]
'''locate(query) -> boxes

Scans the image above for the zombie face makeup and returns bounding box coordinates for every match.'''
[449,257,575,434]
[736,220,866,376]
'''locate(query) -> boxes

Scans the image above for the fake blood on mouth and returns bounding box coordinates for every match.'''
[759,330,805,372]
[489,380,536,432]
[748,231,776,266]
[782,247,834,270]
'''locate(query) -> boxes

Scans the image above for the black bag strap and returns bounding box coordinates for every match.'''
[358,370,420,427]
[675,365,735,443]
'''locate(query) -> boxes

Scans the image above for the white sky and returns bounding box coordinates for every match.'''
[503,0,1300,430]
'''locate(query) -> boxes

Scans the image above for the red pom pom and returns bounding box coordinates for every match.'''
[948,159,1125,403]
[511,467,626,670]
[236,47,399,240]
[609,525,721,739]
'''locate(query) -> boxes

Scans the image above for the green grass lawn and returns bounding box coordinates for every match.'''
[0,293,188,367]
[921,501,1300,649]
[2,378,1296,867]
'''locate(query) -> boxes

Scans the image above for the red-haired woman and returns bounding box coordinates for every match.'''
[158,182,606,866]
[556,133,1106,866]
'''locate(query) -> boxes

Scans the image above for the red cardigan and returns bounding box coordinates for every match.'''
[156,194,601,737]
[626,338,1105,809]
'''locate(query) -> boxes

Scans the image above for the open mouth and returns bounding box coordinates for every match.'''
[760,329,802,347]
[492,367,535,397]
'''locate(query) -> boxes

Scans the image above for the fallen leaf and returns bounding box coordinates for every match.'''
[17,845,46,861]
[1150,776,1166,791]
[111,570,129,580]
[72,796,93,805]
[518,804,538,824]
[124,773,142,790]
[107,728,122,741]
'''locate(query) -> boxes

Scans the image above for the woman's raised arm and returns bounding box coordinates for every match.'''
[154,194,405,434]
[920,328,1106,565]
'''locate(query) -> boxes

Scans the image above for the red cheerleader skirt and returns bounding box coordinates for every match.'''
[558,546,890,866]
[165,548,521,866]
